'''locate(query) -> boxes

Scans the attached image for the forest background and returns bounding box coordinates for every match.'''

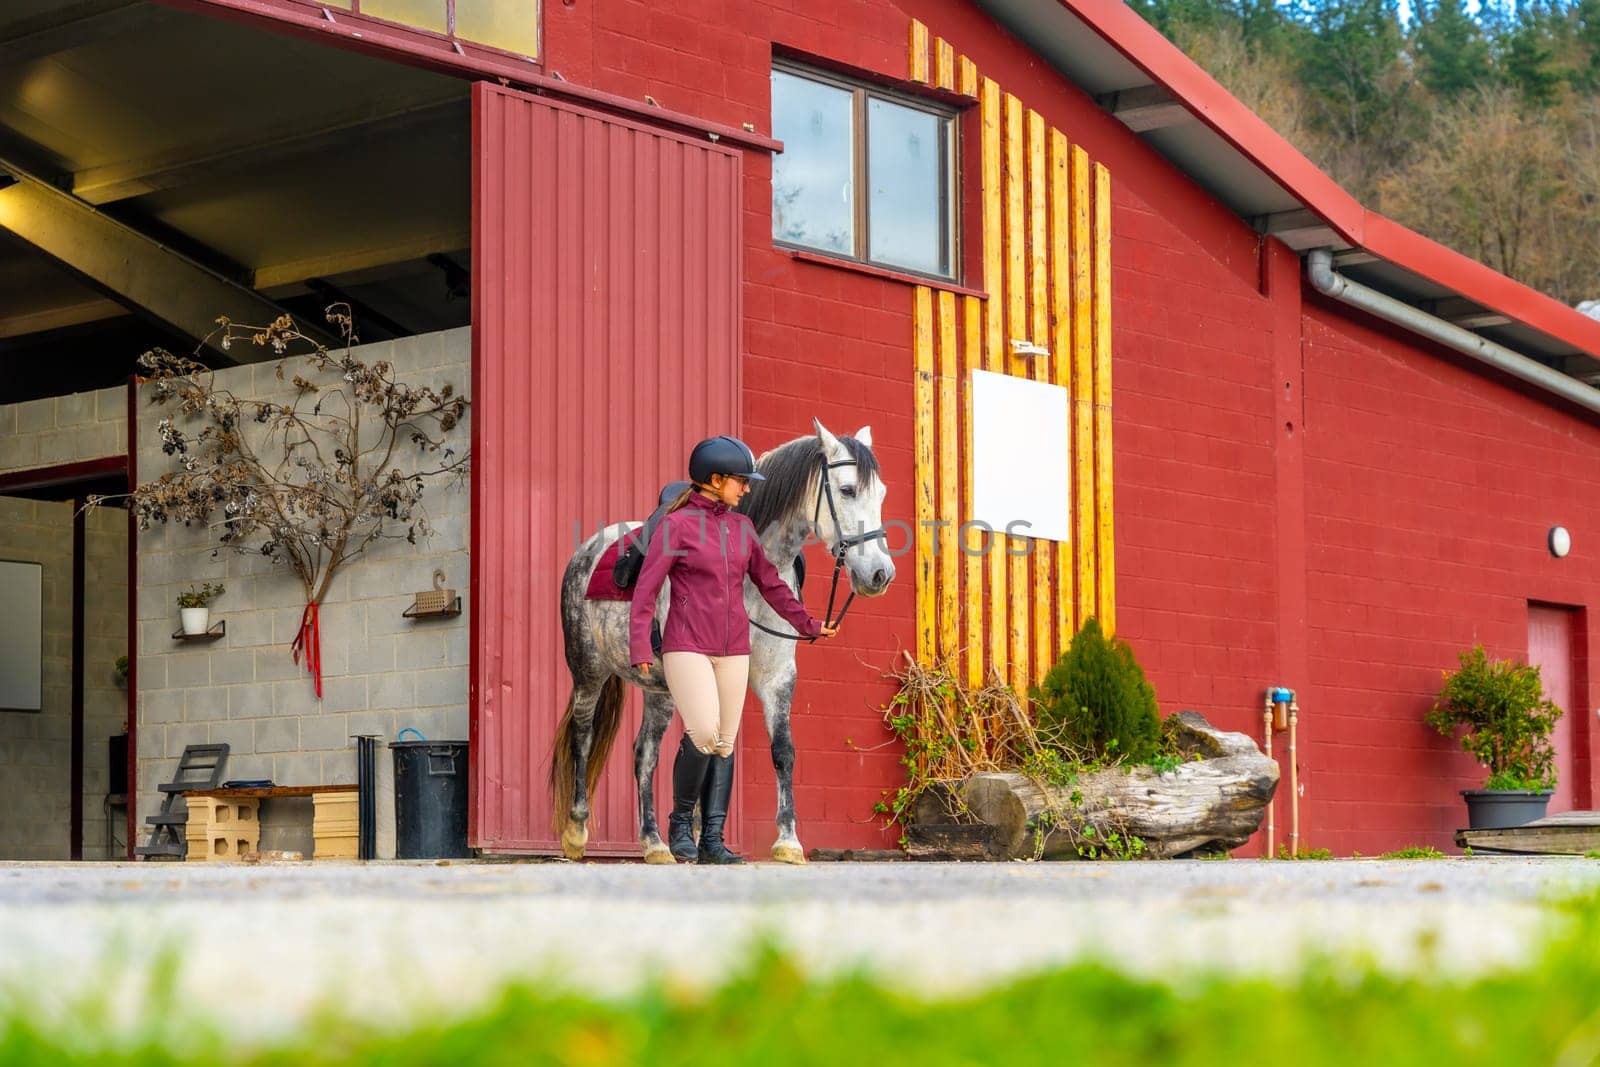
[1129,0,1600,307]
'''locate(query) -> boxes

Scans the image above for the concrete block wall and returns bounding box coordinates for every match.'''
[82,507,129,861]
[0,497,73,859]
[0,410,130,860]
[134,328,471,858]
[0,387,127,475]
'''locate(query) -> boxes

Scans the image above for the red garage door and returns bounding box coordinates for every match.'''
[470,83,743,853]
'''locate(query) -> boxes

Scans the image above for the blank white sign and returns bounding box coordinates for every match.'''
[971,369,1071,543]
[0,560,43,712]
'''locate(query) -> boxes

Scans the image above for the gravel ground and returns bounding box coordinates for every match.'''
[1,856,1597,1039]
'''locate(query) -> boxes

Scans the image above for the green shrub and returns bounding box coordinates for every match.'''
[1029,618,1160,764]
[1425,645,1561,791]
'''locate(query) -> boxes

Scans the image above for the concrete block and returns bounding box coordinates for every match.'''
[269,606,316,647]
[253,717,299,754]
[165,722,212,758]
[95,388,126,423]
[255,646,308,683]
[183,687,229,722]
[272,752,324,787]
[0,403,14,436]
[228,684,273,720]
[141,689,184,725]
[209,650,255,685]
[318,675,368,714]
[223,610,272,649]
[347,710,397,741]
[38,429,77,465]
[415,668,468,708]
[313,835,359,860]
[393,631,450,670]
[205,720,254,756]
[0,433,40,471]
[394,706,467,743]
[136,726,165,761]
[368,672,415,711]
[55,391,96,427]
[300,712,352,753]
[346,635,396,674]
[368,598,421,636]
[165,652,212,688]
[75,421,119,459]
[16,398,55,433]
[221,753,271,782]
[445,626,470,667]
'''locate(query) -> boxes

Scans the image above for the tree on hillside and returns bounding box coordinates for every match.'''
[1414,0,1493,96]
[1377,87,1597,302]
[1290,0,1415,198]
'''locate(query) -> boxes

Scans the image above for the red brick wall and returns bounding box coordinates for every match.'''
[1300,304,1600,854]
[535,0,1599,855]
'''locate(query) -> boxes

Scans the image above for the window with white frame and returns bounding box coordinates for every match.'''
[771,63,958,280]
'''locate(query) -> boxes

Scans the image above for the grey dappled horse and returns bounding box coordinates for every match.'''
[550,420,894,863]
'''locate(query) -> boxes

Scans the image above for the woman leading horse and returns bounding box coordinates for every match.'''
[629,435,838,863]
[551,420,894,863]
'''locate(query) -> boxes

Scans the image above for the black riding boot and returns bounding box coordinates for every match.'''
[668,735,710,862]
[697,752,744,865]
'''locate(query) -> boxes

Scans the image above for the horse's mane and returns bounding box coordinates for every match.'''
[737,433,880,535]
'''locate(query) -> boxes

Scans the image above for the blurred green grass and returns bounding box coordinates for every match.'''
[3,894,1599,1067]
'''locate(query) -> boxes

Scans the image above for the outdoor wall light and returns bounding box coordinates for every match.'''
[1009,339,1049,358]
[1549,526,1572,558]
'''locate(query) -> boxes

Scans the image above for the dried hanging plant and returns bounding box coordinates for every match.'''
[97,306,469,694]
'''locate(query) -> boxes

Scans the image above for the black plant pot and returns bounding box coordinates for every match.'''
[1461,789,1552,830]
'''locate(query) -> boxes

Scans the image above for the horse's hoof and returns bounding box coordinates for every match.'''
[643,845,676,865]
[771,842,807,865]
[560,822,589,861]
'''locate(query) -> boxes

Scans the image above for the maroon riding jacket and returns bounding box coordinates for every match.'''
[629,491,820,664]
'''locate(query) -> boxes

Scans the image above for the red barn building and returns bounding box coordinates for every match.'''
[0,0,1596,860]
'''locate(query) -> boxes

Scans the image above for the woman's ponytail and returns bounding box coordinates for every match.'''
[665,484,699,514]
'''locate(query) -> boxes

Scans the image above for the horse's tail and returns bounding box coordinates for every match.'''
[549,673,628,834]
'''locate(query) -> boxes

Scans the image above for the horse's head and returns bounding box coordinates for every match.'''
[811,418,894,598]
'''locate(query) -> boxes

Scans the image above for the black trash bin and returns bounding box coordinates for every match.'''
[389,739,470,859]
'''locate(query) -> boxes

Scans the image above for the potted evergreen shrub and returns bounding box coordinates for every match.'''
[176,582,224,635]
[1426,645,1562,829]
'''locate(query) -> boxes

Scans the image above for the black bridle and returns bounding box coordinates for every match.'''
[751,455,888,642]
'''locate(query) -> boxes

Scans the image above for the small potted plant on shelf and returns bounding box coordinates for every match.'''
[176,582,225,636]
[113,655,129,688]
[1426,645,1562,829]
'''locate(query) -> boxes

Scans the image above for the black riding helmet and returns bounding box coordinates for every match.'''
[688,435,766,484]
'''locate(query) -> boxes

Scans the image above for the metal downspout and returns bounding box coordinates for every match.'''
[1305,249,1600,417]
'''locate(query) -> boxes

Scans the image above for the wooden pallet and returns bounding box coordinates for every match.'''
[1455,811,1600,855]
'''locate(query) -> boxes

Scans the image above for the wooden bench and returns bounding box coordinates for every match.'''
[183,785,359,861]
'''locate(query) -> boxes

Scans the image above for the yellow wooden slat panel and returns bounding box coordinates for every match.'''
[910,21,930,82]
[935,38,955,90]
[1048,128,1074,658]
[1093,163,1116,635]
[958,56,979,97]
[1026,109,1052,686]
[980,79,1007,677]
[961,294,984,688]
[1070,145,1095,633]
[915,286,936,665]
[937,290,960,663]
[1003,93,1028,695]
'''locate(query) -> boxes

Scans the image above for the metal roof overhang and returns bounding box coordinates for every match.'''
[0,0,475,401]
[978,0,1600,386]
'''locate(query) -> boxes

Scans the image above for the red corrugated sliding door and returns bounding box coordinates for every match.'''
[470,82,743,853]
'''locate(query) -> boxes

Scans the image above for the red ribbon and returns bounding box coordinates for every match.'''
[291,601,323,699]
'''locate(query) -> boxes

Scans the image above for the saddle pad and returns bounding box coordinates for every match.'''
[584,540,632,601]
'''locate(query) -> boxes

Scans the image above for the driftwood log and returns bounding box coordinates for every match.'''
[912,711,1278,859]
